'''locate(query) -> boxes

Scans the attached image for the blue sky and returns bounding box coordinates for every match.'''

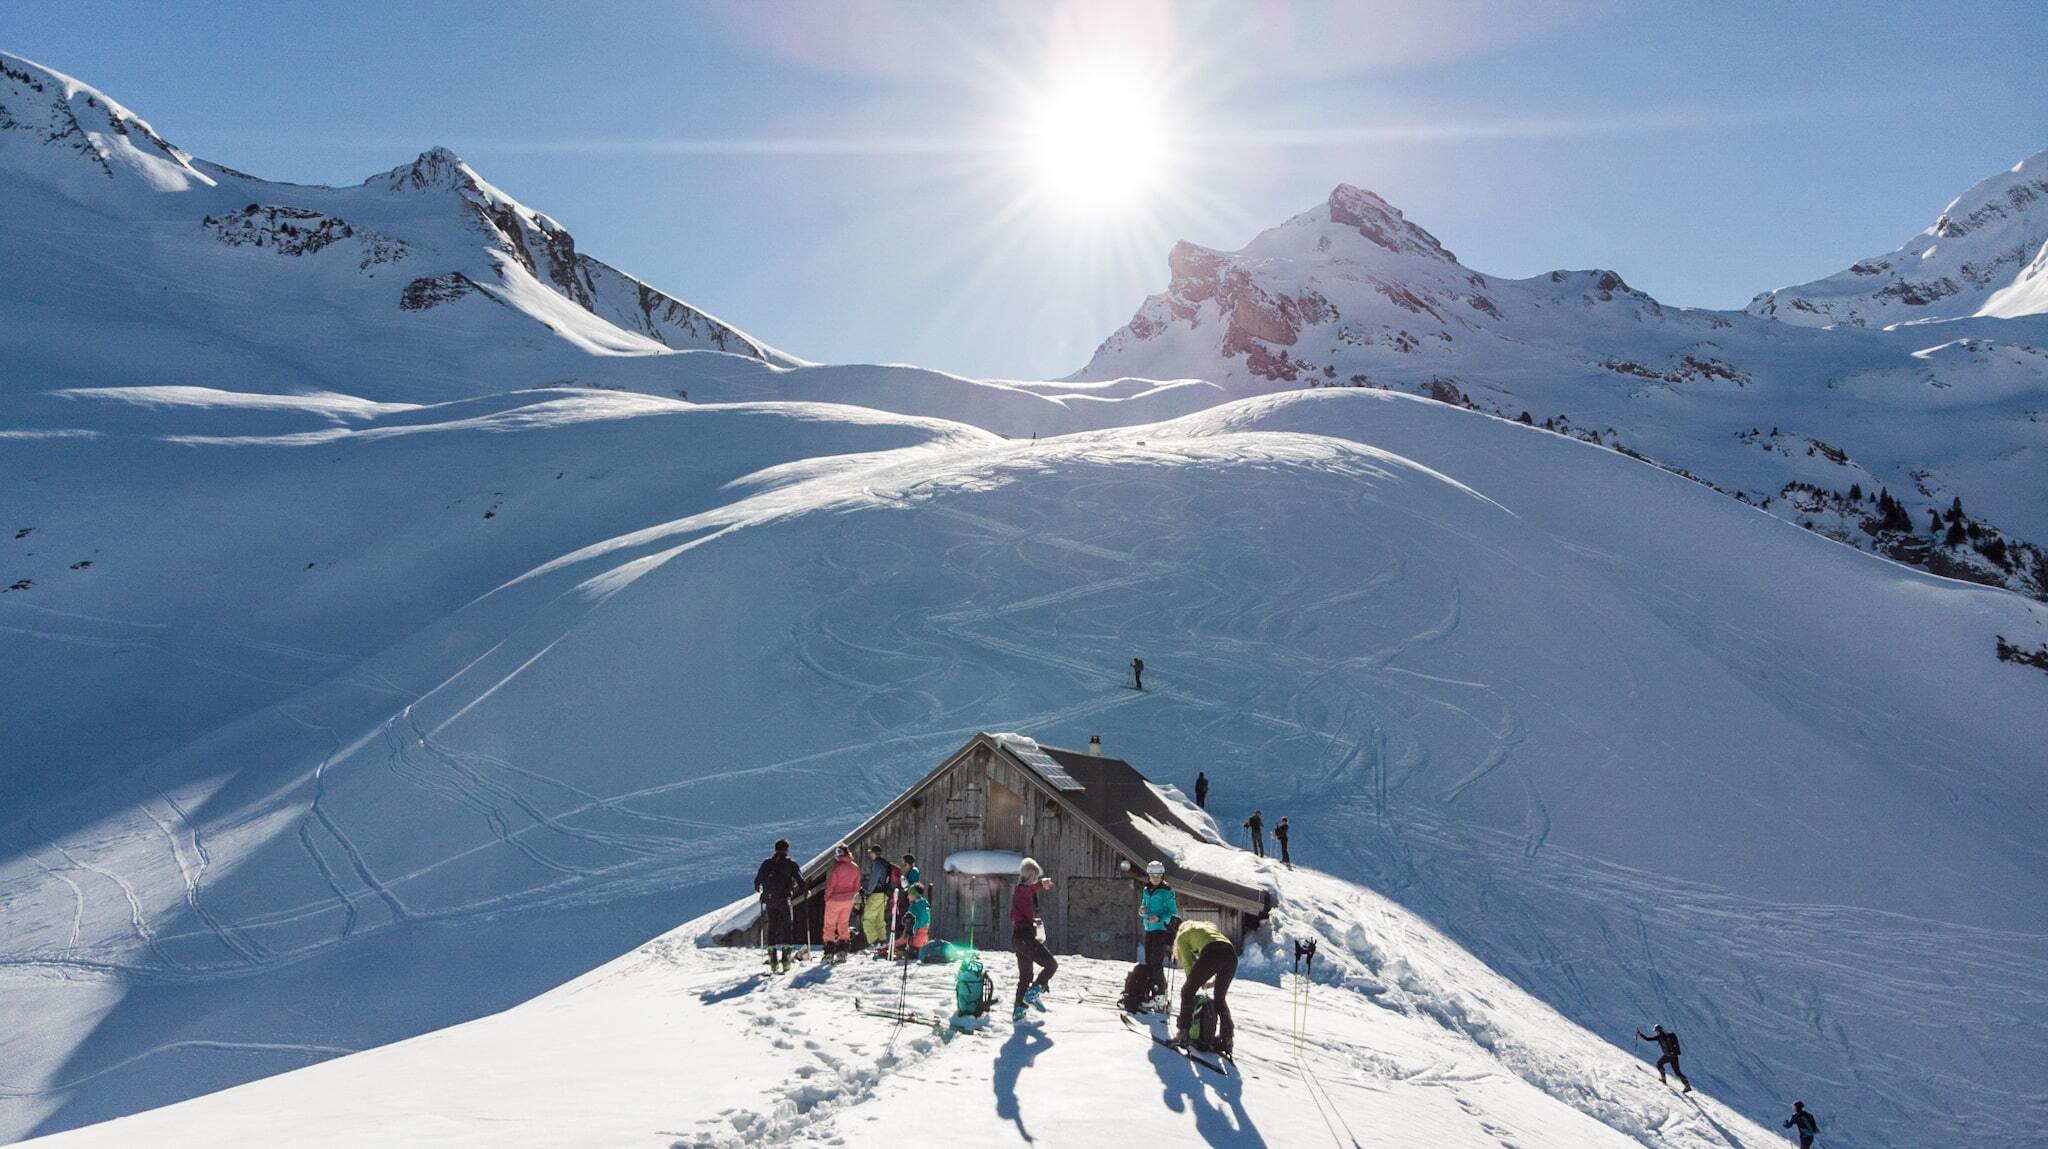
[5,2,2044,378]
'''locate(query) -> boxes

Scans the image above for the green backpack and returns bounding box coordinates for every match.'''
[955,955,995,1017]
[1188,993,1221,1051]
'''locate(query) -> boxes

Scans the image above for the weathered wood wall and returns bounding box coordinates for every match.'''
[727,741,1252,954]
[838,742,1134,953]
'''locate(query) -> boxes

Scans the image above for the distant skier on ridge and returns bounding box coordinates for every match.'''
[1193,770,1208,809]
[1783,1101,1819,1148]
[1274,816,1291,867]
[1131,657,1144,691]
[1635,1024,1692,1092]
[1243,809,1265,858]
[752,838,804,972]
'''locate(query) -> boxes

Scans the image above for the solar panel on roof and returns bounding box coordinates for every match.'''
[1012,745,1084,791]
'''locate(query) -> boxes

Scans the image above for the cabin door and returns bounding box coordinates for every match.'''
[1066,876,1140,960]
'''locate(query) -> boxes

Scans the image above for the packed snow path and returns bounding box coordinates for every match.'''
[22,863,1784,1149]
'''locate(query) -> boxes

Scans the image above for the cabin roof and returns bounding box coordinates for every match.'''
[798,733,1269,915]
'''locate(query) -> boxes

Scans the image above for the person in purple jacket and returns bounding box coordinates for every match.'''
[1010,857,1058,1021]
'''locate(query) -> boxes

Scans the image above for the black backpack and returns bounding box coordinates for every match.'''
[1119,963,1152,1013]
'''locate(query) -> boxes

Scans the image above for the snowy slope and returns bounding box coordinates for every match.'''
[5,48,2047,1149]
[3,384,2043,1148]
[1750,148,2048,326]
[20,862,1787,1149]
[1074,175,2048,600]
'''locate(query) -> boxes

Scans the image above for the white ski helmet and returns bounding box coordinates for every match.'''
[1145,861,1166,877]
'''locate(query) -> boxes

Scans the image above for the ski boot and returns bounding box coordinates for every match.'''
[1013,1003,1029,1023]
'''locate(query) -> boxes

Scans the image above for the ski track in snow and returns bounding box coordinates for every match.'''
[0,388,2041,1148]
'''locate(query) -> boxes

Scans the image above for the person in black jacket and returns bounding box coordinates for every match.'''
[1782,1101,1818,1148]
[1273,816,1291,867]
[1635,1025,1691,1092]
[1242,809,1265,858]
[1131,657,1145,690]
[1193,771,1208,809]
[753,838,804,973]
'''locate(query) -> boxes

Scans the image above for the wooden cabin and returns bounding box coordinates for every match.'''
[718,733,1270,957]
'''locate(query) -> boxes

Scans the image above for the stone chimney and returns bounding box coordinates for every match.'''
[1089,735,1102,756]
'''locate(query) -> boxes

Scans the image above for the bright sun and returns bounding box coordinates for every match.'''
[1024,67,1168,215]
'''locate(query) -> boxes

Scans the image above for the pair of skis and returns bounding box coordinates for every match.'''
[1120,1012,1231,1076]
[853,997,951,1034]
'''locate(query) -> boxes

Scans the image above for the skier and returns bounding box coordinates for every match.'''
[898,882,932,958]
[752,838,804,972]
[1635,1024,1691,1092]
[821,844,861,962]
[1274,816,1291,867]
[1172,918,1236,1056]
[1193,771,1208,809]
[1139,861,1178,1003]
[1243,809,1265,858]
[1131,657,1144,690]
[862,845,895,957]
[1782,1101,1818,1148]
[1010,857,1058,1020]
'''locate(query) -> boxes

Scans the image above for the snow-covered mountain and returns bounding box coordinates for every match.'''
[4,50,2045,1149]
[1076,175,2048,601]
[0,51,793,401]
[1749,148,2048,326]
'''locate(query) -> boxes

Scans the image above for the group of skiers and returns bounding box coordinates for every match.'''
[1238,809,1291,865]
[1006,853,1236,1054]
[1130,859,1238,1054]
[756,834,1823,1138]
[755,840,931,971]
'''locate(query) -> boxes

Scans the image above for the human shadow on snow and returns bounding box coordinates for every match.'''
[696,974,762,1004]
[992,1021,1054,1143]
[1147,1041,1266,1149]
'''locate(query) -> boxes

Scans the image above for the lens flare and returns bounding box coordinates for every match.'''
[1023,65,1169,215]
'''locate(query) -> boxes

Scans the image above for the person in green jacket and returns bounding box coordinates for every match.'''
[1172,919,1236,1055]
[1139,861,1179,1001]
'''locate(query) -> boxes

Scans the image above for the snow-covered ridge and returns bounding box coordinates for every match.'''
[1075,159,2048,600]
[22,863,1787,1149]
[0,50,793,376]
[0,51,211,198]
[1749,147,2048,326]
[1,382,2041,1148]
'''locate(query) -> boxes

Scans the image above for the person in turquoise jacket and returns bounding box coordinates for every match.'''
[896,882,933,957]
[1140,861,1179,1001]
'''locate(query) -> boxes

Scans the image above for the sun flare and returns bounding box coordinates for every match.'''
[1023,66,1169,215]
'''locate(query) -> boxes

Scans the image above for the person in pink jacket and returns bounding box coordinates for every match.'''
[822,844,862,963]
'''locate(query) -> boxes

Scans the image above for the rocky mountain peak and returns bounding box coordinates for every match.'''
[1325,183,1458,263]
[368,146,481,194]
